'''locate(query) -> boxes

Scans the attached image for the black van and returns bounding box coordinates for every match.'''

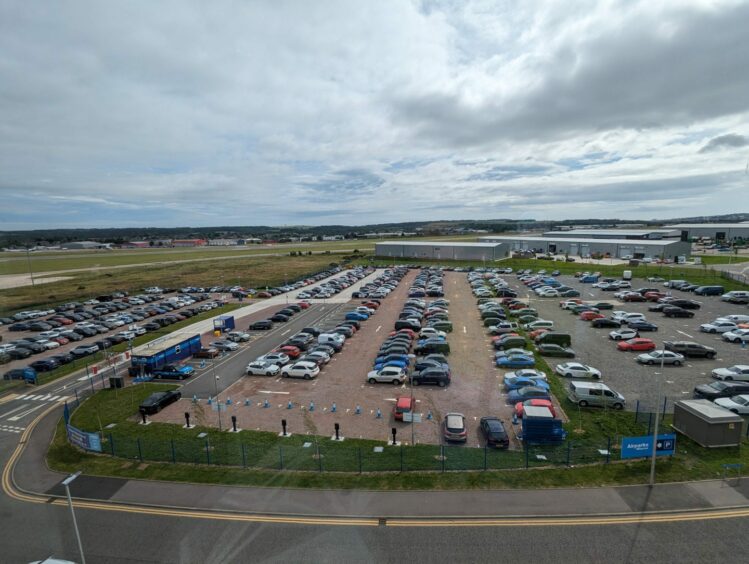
[694,285,725,296]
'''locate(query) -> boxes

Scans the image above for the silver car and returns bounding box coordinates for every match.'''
[636,350,685,366]
[246,360,281,377]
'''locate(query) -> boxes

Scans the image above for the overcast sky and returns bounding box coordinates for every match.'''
[2,0,749,230]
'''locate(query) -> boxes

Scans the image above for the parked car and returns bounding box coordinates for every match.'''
[694,381,749,400]
[536,344,576,357]
[662,306,694,318]
[411,367,450,387]
[259,352,290,365]
[636,350,685,366]
[514,398,557,419]
[479,417,509,448]
[555,362,601,379]
[443,413,467,443]
[591,318,621,329]
[714,394,749,414]
[609,328,638,341]
[723,329,749,344]
[212,340,239,351]
[193,347,219,359]
[249,320,273,330]
[367,366,407,385]
[70,344,100,357]
[281,361,320,379]
[393,396,415,421]
[627,320,658,332]
[617,338,656,352]
[711,365,749,381]
[246,360,281,376]
[663,341,716,359]
[506,386,551,404]
[699,320,738,334]
[496,353,536,368]
[139,390,182,415]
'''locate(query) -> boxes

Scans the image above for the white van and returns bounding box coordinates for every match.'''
[721,291,749,304]
[567,381,626,410]
[318,333,345,346]
[523,319,555,331]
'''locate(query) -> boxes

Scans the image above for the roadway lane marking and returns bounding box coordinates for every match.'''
[463,326,467,334]
[0,404,31,419]
[258,390,289,395]
[281,329,291,336]
[677,330,694,338]
[7,403,46,421]
[376,325,381,332]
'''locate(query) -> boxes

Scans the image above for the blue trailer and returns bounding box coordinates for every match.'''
[213,315,236,333]
[521,405,567,445]
[129,334,202,376]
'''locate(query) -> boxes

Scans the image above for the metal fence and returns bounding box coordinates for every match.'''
[95,433,621,473]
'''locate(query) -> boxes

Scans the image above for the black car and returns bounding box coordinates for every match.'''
[28,322,53,332]
[480,416,510,448]
[29,358,60,372]
[664,341,717,359]
[14,340,45,353]
[139,390,182,415]
[627,321,658,332]
[669,299,701,310]
[60,331,83,341]
[277,308,296,317]
[591,318,621,328]
[143,322,161,331]
[8,323,30,331]
[411,367,450,387]
[48,352,75,365]
[301,326,322,337]
[8,347,33,360]
[694,381,749,400]
[662,307,694,318]
[333,326,354,338]
[249,320,273,330]
[270,314,289,323]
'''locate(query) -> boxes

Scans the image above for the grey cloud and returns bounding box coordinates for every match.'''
[698,134,749,153]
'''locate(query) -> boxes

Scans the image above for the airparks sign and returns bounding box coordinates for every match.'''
[621,434,676,459]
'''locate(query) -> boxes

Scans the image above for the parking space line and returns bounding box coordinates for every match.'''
[677,330,694,338]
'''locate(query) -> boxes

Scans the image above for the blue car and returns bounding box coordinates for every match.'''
[374,359,410,370]
[506,386,552,404]
[345,312,368,321]
[503,376,550,391]
[496,354,536,368]
[374,354,410,365]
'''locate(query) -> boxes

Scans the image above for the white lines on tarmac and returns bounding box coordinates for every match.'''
[280,329,291,336]
[6,403,45,422]
[0,404,30,420]
[0,424,24,434]
[375,325,382,333]
[463,326,467,334]
[677,330,694,338]
[258,390,290,395]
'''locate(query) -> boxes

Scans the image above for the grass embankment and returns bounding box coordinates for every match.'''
[1,253,341,313]
[32,304,241,386]
[692,254,749,265]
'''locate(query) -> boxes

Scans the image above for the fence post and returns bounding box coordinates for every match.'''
[75,388,79,405]
[318,443,323,473]
[109,433,115,455]
[648,412,653,435]
[484,446,488,471]
[400,445,404,472]
[137,438,143,462]
[525,445,529,469]
[606,437,611,464]
[241,444,247,468]
[89,373,95,393]
[635,400,640,423]
[441,445,445,473]
[662,397,668,421]
[205,440,210,465]
[171,439,176,463]
[279,445,284,470]
[358,447,362,474]
[566,441,571,467]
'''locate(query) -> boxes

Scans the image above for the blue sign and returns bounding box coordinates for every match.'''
[621,434,676,459]
[66,424,103,453]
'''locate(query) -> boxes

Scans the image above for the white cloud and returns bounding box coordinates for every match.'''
[1,0,748,229]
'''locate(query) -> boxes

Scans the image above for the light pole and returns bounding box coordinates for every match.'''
[26,246,36,287]
[62,471,86,564]
[214,374,223,431]
[649,350,667,487]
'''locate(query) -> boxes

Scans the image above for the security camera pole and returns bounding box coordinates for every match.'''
[649,350,666,487]
[62,471,86,564]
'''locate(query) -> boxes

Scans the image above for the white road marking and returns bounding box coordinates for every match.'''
[0,404,30,419]
[8,403,46,421]
[677,330,694,338]
[258,390,290,395]
[463,326,467,334]
[376,325,382,332]
[281,329,290,336]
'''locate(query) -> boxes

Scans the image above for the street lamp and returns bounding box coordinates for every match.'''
[649,350,667,487]
[62,471,86,564]
[214,374,223,431]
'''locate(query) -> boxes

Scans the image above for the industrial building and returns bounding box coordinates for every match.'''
[665,223,749,242]
[376,241,504,261]
[542,228,679,240]
[478,236,691,260]
[60,241,112,250]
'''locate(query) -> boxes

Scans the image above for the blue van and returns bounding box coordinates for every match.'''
[3,366,37,382]
[694,285,725,296]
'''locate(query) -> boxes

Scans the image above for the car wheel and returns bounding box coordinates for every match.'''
[613,403,624,410]
[412,380,420,386]
[710,328,717,333]
[303,374,311,380]
[647,360,654,365]
[725,376,733,381]
[673,360,682,367]
[731,409,739,414]
[368,378,377,384]
[392,380,400,385]
[438,381,446,387]
[282,372,289,378]
[579,400,588,407]
[706,353,715,359]
[266,371,273,377]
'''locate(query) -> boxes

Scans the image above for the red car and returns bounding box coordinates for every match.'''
[580,311,605,321]
[515,399,556,419]
[528,328,550,340]
[51,336,70,345]
[508,303,527,311]
[297,302,311,309]
[492,333,519,342]
[617,338,656,352]
[275,345,302,359]
[389,329,416,339]
[622,293,646,302]
[362,301,380,310]
[393,396,415,421]
[644,292,666,301]
[559,298,583,307]
[256,291,272,298]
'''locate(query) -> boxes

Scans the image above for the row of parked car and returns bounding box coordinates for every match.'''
[295,267,373,300]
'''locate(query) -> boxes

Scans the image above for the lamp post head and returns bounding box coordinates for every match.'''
[62,471,82,486]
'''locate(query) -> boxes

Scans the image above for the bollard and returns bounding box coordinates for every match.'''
[427,410,433,420]
[231,415,237,432]
[355,404,361,415]
[263,399,270,408]
[140,409,147,425]
[512,413,518,425]
[184,412,191,428]
[245,398,251,407]
[226,397,232,406]
[287,400,293,409]
[192,394,198,403]
[391,427,397,446]
[309,401,315,412]
[207,396,213,406]
[376,408,382,419]
[281,419,288,437]
[334,423,340,441]
[331,402,337,413]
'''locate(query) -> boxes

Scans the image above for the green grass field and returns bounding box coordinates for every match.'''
[0,253,348,314]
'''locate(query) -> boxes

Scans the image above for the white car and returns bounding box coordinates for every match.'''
[246,360,281,377]
[609,328,639,341]
[505,368,547,381]
[725,314,749,324]
[524,320,555,331]
[37,340,60,350]
[555,362,602,379]
[712,365,749,381]
[723,329,749,344]
[618,313,646,325]
[714,394,749,414]
[419,328,447,339]
[537,289,560,297]
[366,366,407,385]
[281,361,320,379]
[700,321,738,334]
[128,325,147,336]
[561,301,582,310]
[38,330,61,339]
[259,352,290,365]
[212,340,239,351]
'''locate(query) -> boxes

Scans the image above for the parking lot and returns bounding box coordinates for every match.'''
[508,275,749,412]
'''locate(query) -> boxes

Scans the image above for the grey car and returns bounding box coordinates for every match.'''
[636,350,685,366]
